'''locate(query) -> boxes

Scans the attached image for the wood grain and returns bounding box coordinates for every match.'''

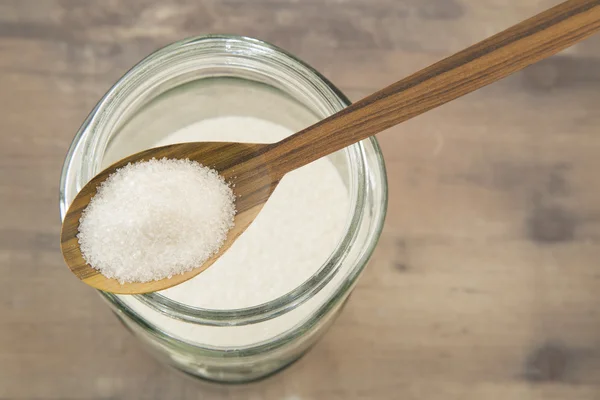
[271,0,600,171]
[2,0,600,399]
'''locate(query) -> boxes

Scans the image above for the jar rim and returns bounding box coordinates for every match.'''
[59,34,388,329]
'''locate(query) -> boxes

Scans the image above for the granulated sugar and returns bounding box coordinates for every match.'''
[77,158,235,283]
[118,116,351,346]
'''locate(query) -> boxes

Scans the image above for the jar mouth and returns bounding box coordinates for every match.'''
[59,34,388,327]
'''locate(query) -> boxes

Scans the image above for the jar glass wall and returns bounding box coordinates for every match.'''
[59,35,387,383]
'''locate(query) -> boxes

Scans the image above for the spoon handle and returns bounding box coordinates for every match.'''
[267,0,600,176]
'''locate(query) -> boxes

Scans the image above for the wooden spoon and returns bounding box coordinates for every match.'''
[61,0,600,294]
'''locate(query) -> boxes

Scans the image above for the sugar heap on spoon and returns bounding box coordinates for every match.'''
[78,158,235,284]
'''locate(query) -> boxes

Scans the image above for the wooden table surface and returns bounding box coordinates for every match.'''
[2,0,600,399]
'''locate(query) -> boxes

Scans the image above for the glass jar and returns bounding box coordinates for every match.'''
[59,35,387,383]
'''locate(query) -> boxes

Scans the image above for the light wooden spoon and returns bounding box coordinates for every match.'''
[61,0,600,294]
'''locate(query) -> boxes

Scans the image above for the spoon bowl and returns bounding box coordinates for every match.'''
[60,0,600,293]
[60,141,279,294]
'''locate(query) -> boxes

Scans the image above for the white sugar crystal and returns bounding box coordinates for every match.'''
[77,158,235,283]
